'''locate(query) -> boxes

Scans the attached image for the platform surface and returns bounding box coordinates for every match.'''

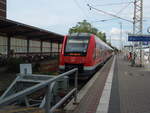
[68,54,150,113]
[108,54,150,113]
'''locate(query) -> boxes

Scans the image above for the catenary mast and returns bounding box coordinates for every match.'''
[133,0,143,66]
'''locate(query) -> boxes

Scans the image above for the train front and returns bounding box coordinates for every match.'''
[59,34,94,79]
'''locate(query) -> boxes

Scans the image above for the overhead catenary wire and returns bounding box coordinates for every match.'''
[87,4,133,23]
[90,18,117,23]
[93,1,134,7]
[73,0,89,19]
[90,2,133,23]
[116,2,133,15]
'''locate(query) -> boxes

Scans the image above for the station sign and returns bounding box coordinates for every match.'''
[128,34,150,41]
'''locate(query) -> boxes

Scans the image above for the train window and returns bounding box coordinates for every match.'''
[65,36,90,53]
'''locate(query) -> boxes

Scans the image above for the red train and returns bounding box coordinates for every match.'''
[59,33,113,79]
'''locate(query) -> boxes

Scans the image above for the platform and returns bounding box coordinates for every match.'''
[108,54,150,113]
[65,54,150,113]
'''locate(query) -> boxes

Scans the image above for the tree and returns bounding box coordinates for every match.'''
[69,20,106,42]
[97,32,106,42]
[69,20,93,34]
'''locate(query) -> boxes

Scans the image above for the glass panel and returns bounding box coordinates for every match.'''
[65,36,90,53]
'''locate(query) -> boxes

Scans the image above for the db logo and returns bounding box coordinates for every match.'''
[71,58,75,62]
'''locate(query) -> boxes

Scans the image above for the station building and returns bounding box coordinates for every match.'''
[0,0,63,58]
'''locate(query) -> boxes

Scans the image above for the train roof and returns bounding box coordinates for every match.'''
[68,33,113,50]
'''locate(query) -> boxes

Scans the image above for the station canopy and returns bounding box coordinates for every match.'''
[0,18,64,43]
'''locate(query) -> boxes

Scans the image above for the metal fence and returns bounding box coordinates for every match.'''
[0,68,78,113]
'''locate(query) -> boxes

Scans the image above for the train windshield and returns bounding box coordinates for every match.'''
[65,36,90,53]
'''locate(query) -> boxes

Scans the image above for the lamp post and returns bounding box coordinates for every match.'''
[110,35,112,44]
[119,22,123,50]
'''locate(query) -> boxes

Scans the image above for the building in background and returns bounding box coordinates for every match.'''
[0,0,6,18]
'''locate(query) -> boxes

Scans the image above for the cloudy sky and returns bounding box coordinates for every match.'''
[7,0,150,49]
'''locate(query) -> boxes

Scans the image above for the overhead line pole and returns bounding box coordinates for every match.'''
[133,0,143,66]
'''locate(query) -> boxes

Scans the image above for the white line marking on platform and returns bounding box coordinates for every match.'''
[96,56,116,113]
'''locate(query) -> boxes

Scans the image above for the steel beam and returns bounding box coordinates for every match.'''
[0,68,78,106]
